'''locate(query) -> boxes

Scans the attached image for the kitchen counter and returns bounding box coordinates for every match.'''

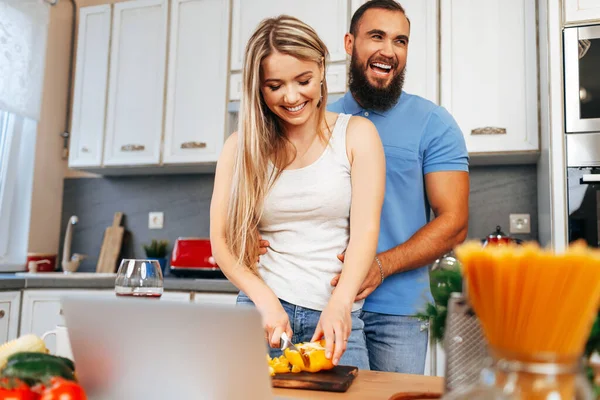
[0,274,238,293]
[274,370,444,399]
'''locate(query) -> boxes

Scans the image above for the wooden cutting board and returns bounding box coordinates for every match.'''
[272,366,358,392]
[96,212,124,273]
[388,392,442,400]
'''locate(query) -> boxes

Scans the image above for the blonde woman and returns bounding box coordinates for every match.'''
[210,16,385,369]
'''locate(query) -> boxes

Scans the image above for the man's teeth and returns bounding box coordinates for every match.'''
[372,63,392,70]
[284,103,306,112]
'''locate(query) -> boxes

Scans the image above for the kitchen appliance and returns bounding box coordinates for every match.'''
[481,225,523,246]
[567,165,600,247]
[565,24,600,245]
[564,24,600,134]
[443,293,490,393]
[169,237,225,278]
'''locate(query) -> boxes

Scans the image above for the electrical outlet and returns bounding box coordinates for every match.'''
[148,212,164,229]
[509,213,530,234]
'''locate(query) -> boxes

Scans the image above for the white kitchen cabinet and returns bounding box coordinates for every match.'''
[20,290,114,354]
[564,0,600,24]
[103,0,168,166]
[68,5,111,168]
[163,0,230,164]
[0,291,21,344]
[20,289,192,353]
[440,0,538,154]
[192,292,238,306]
[230,0,348,72]
[350,0,438,103]
[228,0,349,100]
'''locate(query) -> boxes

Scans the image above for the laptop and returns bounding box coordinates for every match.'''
[61,295,282,400]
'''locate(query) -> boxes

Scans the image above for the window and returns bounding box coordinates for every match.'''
[0,110,16,257]
[0,109,36,269]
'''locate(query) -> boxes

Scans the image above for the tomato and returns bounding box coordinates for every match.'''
[39,378,86,400]
[0,377,39,400]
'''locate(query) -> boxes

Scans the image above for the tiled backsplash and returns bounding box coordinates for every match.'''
[60,164,537,272]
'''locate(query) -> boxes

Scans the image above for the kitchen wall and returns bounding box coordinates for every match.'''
[24,1,73,255]
[60,164,538,273]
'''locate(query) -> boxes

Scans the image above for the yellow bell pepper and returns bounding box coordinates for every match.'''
[267,355,296,375]
[283,340,335,373]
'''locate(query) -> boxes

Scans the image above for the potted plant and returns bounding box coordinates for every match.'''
[142,239,170,275]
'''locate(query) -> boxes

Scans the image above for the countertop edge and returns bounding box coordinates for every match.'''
[0,275,238,293]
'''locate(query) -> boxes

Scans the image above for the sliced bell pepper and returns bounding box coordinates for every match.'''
[283,340,335,373]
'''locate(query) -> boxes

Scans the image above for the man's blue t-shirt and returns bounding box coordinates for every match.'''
[328,91,469,316]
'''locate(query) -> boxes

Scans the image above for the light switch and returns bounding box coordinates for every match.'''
[509,213,530,234]
[148,212,164,229]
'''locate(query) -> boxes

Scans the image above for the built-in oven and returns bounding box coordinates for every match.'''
[567,135,600,247]
[564,25,600,133]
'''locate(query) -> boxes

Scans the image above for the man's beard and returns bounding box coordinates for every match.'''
[348,55,405,112]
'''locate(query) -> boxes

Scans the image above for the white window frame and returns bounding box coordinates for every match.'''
[0,110,36,270]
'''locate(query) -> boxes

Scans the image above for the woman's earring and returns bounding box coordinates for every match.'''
[317,81,324,107]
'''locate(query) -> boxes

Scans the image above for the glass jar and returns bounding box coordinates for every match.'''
[441,349,595,400]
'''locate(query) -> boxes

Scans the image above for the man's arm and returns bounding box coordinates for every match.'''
[331,169,469,300]
[377,170,469,277]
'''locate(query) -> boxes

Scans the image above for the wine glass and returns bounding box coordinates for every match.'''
[115,259,163,298]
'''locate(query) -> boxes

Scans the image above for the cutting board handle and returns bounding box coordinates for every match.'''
[112,212,123,227]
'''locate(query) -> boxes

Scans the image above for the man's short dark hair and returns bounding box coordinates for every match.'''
[349,0,409,36]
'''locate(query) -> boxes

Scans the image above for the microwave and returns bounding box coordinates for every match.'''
[564,25,600,134]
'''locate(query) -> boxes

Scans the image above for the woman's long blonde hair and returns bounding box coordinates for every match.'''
[226,16,330,273]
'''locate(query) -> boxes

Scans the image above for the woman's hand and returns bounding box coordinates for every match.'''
[259,299,292,348]
[311,299,352,366]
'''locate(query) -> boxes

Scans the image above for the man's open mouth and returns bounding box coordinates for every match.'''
[369,62,393,76]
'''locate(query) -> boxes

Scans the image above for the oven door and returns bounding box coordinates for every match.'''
[564,25,600,133]
[568,167,600,247]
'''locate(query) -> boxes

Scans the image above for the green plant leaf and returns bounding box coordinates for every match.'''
[142,239,170,258]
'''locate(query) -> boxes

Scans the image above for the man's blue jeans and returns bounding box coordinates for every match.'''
[361,311,429,374]
[236,293,370,370]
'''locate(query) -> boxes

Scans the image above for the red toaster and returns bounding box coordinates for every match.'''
[169,238,225,279]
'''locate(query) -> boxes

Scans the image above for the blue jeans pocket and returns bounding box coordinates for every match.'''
[236,292,255,307]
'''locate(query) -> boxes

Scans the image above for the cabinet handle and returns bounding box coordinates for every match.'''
[471,127,507,135]
[120,144,145,152]
[59,309,63,315]
[180,141,207,149]
[81,146,89,153]
[0,310,5,319]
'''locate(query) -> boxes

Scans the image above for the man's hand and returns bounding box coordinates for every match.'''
[257,237,270,262]
[330,254,383,301]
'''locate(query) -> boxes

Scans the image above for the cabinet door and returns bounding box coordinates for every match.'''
[192,292,237,306]
[565,0,600,24]
[103,0,168,166]
[0,292,21,344]
[230,0,348,72]
[350,0,438,103]
[163,0,230,164]
[20,290,113,354]
[68,5,111,168]
[441,0,538,154]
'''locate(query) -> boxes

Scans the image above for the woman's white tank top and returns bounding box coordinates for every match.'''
[258,113,362,311]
